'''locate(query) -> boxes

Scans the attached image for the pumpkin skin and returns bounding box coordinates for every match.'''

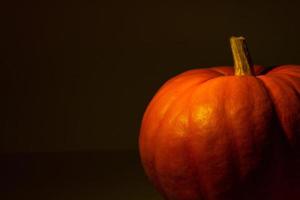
[139,65,300,200]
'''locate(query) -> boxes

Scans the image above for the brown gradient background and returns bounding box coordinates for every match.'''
[1,0,300,199]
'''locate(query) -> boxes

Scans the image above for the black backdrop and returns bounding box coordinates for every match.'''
[2,0,300,152]
[1,0,300,199]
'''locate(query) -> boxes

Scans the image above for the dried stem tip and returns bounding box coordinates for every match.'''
[230,36,255,76]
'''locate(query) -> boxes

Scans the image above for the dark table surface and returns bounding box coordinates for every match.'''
[1,151,162,200]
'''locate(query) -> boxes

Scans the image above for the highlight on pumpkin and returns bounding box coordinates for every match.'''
[194,105,213,126]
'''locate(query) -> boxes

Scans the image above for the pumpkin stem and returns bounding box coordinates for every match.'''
[230,36,255,76]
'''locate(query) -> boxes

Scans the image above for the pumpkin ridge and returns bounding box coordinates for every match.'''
[147,69,223,114]
[246,78,262,173]
[184,131,206,200]
[149,75,219,197]
[225,77,278,199]
[186,80,220,200]
[152,74,226,199]
[267,74,300,147]
[220,79,242,197]
[176,89,207,199]
[145,84,196,195]
[266,65,300,75]
[187,77,246,199]
[224,78,250,182]
[207,67,230,75]
[221,77,270,198]
[269,71,300,79]
[141,71,221,150]
[268,74,300,93]
[153,82,209,198]
[140,70,219,134]
[184,77,228,200]
[256,77,291,145]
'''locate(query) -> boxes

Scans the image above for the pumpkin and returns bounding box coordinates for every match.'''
[139,37,300,200]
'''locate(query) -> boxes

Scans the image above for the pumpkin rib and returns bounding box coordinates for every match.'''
[147,71,222,141]
[246,78,269,175]
[170,79,215,199]
[266,65,300,75]
[152,98,185,198]
[256,77,283,126]
[225,77,256,182]
[140,70,223,166]
[187,76,247,199]
[240,77,289,198]
[152,88,204,198]
[141,86,191,195]
[184,128,207,200]
[221,77,275,196]
[143,94,183,196]
[233,77,278,182]
[219,78,242,197]
[223,77,246,181]
[256,76,285,131]
[140,69,220,142]
[268,74,300,94]
[186,78,223,200]
[268,70,300,78]
[266,74,300,148]
[153,74,228,199]
[148,69,223,113]
[147,74,222,197]
[142,72,205,125]
[163,91,206,199]
[210,66,233,75]
[257,75,300,148]
[207,68,226,75]
[185,77,233,200]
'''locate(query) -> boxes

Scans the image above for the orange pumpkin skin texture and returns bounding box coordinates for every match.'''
[139,65,300,200]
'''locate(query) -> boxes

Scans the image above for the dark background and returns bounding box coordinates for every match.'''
[1,0,300,199]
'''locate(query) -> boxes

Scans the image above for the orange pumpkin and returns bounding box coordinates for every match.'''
[139,37,300,200]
